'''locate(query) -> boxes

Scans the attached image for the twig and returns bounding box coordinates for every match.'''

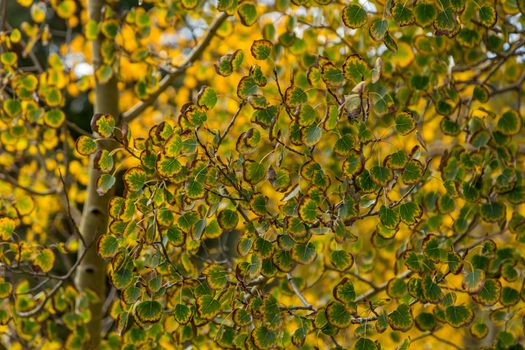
[355,270,412,303]
[58,169,86,246]
[0,172,57,196]
[16,242,92,317]
[216,102,245,149]
[286,272,316,310]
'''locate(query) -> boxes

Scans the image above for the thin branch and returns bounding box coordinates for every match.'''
[216,102,245,149]
[122,12,229,123]
[286,272,316,310]
[0,172,57,196]
[16,242,92,317]
[355,270,412,303]
[431,334,464,350]
[58,169,86,246]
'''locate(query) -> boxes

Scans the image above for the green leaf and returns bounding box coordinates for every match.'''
[166,226,185,247]
[298,198,319,224]
[333,278,356,306]
[473,85,489,102]
[369,19,388,41]
[197,86,217,110]
[355,338,376,350]
[473,279,501,306]
[330,250,353,271]
[272,250,294,272]
[0,217,16,241]
[478,5,497,28]
[196,295,221,319]
[445,305,473,328]
[334,134,357,156]
[44,87,63,107]
[343,55,369,83]
[251,327,276,349]
[401,159,424,185]
[204,264,228,289]
[135,300,162,324]
[301,125,323,147]
[237,3,258,26]
[44,109,65,128]
[156,155,182,178]
[1,52,17,66]
[75,135,98,156]
[415,312,436,331]
[422,235,443,262]
[379,205,400,229]
[387,278,407,298]
[388,303,414,331]
[470,321,489,339]
[369,165,393,186]
[437,193,455,214]
[326,301,352,328]
[343,151,363,176]
[97,234,119,259]
[237,76,258,99]
[497,110,522,136]
[480,202,506,222]
[3,99,21,118]
[91,113,115,138]
[94,149,114,173]
[399,202,422,225]
[321,62,345,86]
[448,252,463,274]
[414,2,437,27]
[111,266,133,290]
[500,287,520,306]
[297,104,318,127]
[469,129,491,149]
[243,160,266,185]
[262,295,281,328]
[123,285,141,304]
[123,167,147,193]
[421,275,443,303]
[395,111,416,135]
[34,248,55,273]
[386,150,408,169]
[252,105,277,128]
[291,242,316,264]
[217,209,239,230]
[435,8,456,33]
[251,39,272,60]
[233,308,251,326]
[392,3,414,26]
[440,118,461,136]
[0,281,12,299]
[101,19,119,38]
[462,269,485,294]
[285,85,307,108]
[174,304,192,324]
[342,4,367,29]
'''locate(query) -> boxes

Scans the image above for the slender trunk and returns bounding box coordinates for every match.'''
[75,0,119,348]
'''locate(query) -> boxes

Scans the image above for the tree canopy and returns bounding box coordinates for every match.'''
[0,0,525,349]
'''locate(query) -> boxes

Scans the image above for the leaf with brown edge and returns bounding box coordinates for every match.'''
[250,39,273,60]
[90,113,115,138]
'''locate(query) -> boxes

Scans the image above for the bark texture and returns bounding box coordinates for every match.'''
[75,0,119,348]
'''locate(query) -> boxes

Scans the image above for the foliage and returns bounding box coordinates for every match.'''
[0,0,525,349]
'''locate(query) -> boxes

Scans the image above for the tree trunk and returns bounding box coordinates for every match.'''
[75,0,119,348]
